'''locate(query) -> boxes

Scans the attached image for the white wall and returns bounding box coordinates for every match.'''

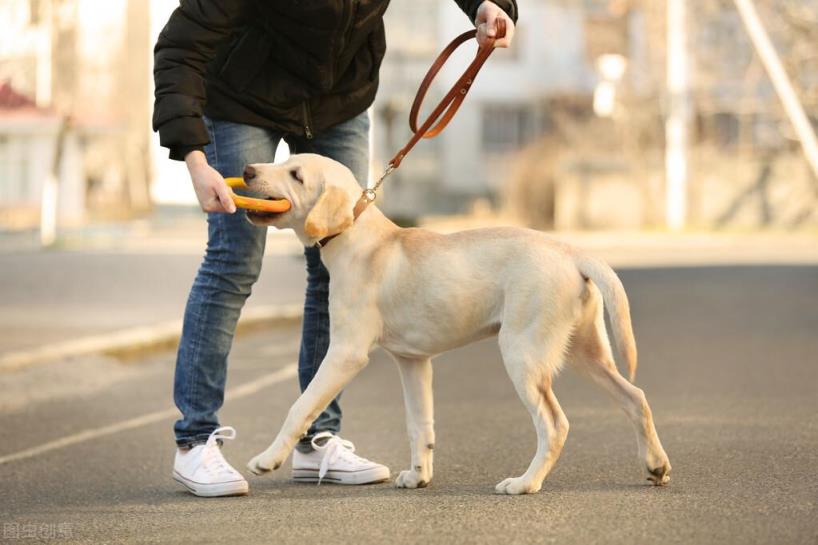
[0,129,57,207]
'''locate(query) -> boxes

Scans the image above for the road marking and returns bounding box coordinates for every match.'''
[0,363,298,466]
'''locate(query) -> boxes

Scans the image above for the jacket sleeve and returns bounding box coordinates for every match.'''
[455,0,518,24]
[152,1,250,161]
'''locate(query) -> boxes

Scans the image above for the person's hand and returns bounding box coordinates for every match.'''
[185,150,237,214]
[474,1,515,48]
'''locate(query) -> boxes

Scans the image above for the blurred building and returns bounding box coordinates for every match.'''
[0,0,151,232]
[373,0,630,220]
[374,0,818,230]
[0,81,62,229]
[686,0,818,229]
[2,0,815,234]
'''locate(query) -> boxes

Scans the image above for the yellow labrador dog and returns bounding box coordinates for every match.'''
[244,154,671,494]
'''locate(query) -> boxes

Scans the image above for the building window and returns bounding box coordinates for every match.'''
[481,105,536,153]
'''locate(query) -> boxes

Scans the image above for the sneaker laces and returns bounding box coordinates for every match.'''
[314,434,364,485]
[201,426,238,478]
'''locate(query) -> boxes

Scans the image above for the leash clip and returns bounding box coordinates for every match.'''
[362,188,377,203]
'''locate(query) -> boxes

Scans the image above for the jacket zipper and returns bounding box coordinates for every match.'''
[302,101,314,140]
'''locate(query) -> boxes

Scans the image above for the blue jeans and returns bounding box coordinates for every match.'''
[173,112,370,448]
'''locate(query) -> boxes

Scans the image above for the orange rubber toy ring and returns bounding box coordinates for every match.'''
[224,177,291,213]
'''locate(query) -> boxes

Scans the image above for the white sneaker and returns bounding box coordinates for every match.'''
[292,432,390,485]
[173,426,249,497]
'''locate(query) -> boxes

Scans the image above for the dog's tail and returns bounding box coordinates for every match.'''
[574,254,638,382]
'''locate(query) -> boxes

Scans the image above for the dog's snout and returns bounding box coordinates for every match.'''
[243,165,256,181]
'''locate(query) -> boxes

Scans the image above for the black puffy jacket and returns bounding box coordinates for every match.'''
[152,0,517,160]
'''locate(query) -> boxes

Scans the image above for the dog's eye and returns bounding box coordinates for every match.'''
[290,168,303,184]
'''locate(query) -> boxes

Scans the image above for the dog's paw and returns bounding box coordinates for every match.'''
[494,476,541,495]
[646,461,671,486]
[247,451,281,476]
[395,470,429,489]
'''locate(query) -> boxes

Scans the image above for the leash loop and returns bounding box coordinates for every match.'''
[385,19,506,174]
[319,20,507,248]
[405,19,506,151]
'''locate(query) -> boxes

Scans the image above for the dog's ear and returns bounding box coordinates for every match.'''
[304,185,354,239]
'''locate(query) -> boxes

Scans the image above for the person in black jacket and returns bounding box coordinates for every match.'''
[154,0,517,497]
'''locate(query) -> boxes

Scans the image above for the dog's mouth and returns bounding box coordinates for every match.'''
[246,196,290,223]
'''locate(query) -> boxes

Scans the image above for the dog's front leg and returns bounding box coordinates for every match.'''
[393,356,435,489]
[247,344,369,475]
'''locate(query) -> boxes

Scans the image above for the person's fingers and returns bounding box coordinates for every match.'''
[492,17,513,48]
[484,8,498,37]
[214,182,237,214]
[200,192,222,213]
[493,25,513,48]
[476,11,514,49]
[477,23,498,47]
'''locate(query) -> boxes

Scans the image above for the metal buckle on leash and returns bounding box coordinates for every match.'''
[356,163,395,207]
[370,164,396,197]
[362,188,377,203]
[346,165,394,229]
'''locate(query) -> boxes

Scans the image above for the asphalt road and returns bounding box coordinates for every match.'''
[0,250,305,354]
[1,265,816,544]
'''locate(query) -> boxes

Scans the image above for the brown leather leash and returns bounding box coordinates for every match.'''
[318,19,507,247]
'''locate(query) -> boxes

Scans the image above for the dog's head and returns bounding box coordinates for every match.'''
[243,153,360,246]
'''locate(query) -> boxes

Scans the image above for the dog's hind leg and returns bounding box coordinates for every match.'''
[392,355,435,489]
[570,280,671,485]
[576,354,671,484]
[247,343,370,476]
[494,329,572,495]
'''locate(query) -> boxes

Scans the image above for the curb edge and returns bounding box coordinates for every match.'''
[0,303,303,373]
